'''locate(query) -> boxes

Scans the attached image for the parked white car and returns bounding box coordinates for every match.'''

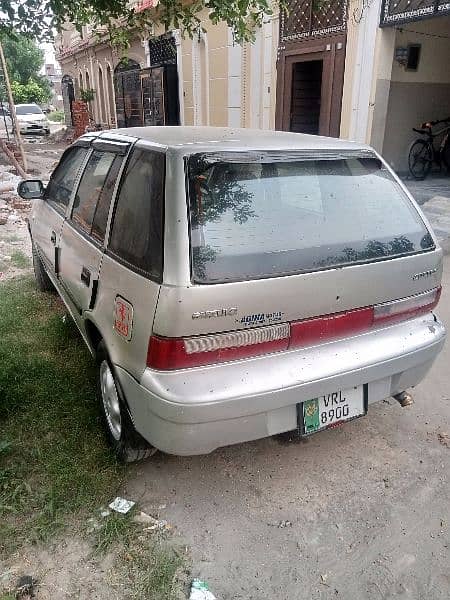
[15,104,50,135]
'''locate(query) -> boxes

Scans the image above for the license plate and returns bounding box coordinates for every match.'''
[300,386,366,435]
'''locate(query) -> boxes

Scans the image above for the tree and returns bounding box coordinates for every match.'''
[1,35,44,84]
[11,80,51,104]
[0,0,278,49]
[0,34,52,104]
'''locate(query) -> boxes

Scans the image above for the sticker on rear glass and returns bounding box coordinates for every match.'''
[114,296,133,341]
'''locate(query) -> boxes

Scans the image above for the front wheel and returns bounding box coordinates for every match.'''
[408,139,432,180]
[96,341,156,463]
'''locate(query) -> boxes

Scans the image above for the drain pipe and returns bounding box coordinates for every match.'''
[393,391,414,407]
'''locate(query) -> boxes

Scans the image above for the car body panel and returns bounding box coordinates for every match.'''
[58,221,104,313]
[31,201,65,273]
[88,253,161,377]
[116,313,445,454]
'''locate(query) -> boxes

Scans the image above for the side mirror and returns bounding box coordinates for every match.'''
[17,180,45,200]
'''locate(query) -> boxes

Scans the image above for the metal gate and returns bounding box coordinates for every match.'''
[114,60,143,128]
[141,68,165,126]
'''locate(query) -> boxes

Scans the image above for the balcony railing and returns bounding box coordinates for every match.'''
[380,0,450,26]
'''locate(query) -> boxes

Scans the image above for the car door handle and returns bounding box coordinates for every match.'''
[50,230,57,245]
[81,267,91,287]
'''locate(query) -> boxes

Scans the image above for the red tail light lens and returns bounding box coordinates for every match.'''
[373,286,441,325]
[147,287,441,370]
[289,307,374,349]
[147,323,290,370]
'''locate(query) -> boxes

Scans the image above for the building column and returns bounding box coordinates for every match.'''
[192,37,202,125]
[88,54,99,122]
[227,29,242,127]
[341,0,384,143]
[173,30,185,125]
[142,37,151,68]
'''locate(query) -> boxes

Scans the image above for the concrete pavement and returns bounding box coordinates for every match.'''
[405,175,450,248]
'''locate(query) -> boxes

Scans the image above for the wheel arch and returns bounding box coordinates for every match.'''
[84,318,103,354]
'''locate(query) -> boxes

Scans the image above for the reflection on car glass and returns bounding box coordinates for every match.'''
[188,156,434,283]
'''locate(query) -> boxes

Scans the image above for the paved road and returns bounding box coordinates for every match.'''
[405,175,450,248]
[126,258,450,600]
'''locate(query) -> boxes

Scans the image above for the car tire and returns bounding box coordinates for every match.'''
[96,340,156,463]
[32,243,55,293]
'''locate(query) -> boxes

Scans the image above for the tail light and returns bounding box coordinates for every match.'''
[373,287,441,325]
[147,287,441,370]
[147,323,290,370]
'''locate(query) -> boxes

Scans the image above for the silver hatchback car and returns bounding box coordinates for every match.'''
[19,127,445,461]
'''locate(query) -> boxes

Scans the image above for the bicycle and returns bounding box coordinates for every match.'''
[408,117,450,180]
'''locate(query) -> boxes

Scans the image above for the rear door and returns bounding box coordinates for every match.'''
[91,144,165,377]
[31,145,89,275]
[58,141,128,314]
[154,150,442,339]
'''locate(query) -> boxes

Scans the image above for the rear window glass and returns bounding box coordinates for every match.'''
[187,154,434,283]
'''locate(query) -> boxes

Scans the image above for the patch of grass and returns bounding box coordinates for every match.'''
[93,511,137,554]
[119,535,187,600]
[10,250,30,269]
[0,277,123,552]
[4,235,19,243]
[48,110,65,122]
[0,277,189,598]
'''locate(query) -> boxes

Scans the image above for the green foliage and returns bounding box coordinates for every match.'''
[1,34,52,104]
[0,277,189,598]
[48,109,65,122]
[1,34,44,84]
[80,88,96,103]
[0,277,124,552]
[10,250,30,269]
[0,0,279,48]
[10,80,51,104]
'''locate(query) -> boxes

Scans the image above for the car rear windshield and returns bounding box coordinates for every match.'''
[15,105,42,115]
[187,152,434,284]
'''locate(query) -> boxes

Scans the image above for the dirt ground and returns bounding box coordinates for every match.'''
[126,262,450,599]
[2,140,450,599]
[0,139,66,280]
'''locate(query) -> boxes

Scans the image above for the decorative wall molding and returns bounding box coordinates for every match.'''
[380,0,450,26]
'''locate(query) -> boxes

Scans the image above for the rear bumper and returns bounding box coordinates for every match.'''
[116,314,446,455]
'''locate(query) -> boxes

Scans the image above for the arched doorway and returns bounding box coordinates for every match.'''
[114,59,143,128]
[61,74,75,126]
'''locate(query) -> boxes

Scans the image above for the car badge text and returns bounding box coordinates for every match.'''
[192,307,238,319]
[412,268,437,281]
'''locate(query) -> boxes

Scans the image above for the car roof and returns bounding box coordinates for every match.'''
[83,126,370,157]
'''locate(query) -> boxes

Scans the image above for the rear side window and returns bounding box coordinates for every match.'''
[187,154,434,283]
[71,150,122,243]
[45,146,88,211]
[109,148,165,280]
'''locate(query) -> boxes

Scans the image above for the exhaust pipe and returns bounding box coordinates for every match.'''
[393,391,414,407]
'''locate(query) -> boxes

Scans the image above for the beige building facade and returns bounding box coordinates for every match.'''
[56,13,279,131]
[57,1,450,172]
